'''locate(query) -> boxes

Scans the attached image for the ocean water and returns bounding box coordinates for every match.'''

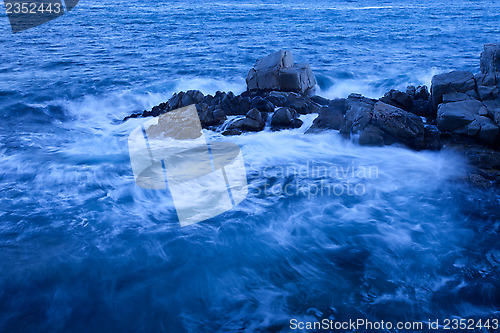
[0,0,499,332]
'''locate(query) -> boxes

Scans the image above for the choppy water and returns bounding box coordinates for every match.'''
[0,0,499,332]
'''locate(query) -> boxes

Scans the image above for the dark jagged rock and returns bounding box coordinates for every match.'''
[219,91,241,115]
[237,96,251,116]
[306,100,346,133]
[342,94,377,136]
[410,99,432,118]
[246,50,316,94]
[480,44,500,74]
[483,98,500,127]
[168,90,205,111]
[441,92,473,103]
[123,112,142,121]
[265,91,288,107]
[415,85,430,101]
[271,107,302,130]
[246,108,265,123]
[437,100,479,131]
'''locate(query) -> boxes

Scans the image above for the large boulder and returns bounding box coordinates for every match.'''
[246,50,316,94]
[227,108,266,132]
[431,71,477,111]
[480,44,500,74]
[271,107,303,130]
[437,100,499,144]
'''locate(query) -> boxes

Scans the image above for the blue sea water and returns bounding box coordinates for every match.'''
[0,0,499,332]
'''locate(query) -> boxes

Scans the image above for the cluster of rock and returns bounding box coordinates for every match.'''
[124,85,320,134]
[124,45,500,186]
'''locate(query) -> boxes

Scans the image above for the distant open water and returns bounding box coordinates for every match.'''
[0,0,499,332]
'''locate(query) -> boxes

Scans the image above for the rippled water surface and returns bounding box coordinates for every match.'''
[0,0,499,332]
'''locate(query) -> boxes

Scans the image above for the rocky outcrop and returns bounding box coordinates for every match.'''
[122,44,500,186]
[246,50,316,94]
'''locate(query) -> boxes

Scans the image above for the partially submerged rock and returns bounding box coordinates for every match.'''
[305,99,346,133]
[227,108,266,132]
[270,107,303,130]
[341,95,427,150]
